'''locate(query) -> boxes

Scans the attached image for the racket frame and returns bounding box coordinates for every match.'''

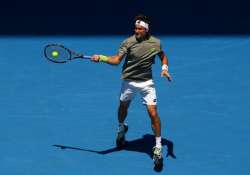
[44,44,91,63]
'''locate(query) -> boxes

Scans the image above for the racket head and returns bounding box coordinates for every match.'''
[44,44,72,63]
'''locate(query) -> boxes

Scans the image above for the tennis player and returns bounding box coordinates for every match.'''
[91,14,172,160]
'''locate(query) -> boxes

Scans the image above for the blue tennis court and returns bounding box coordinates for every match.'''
[0,36,249,174]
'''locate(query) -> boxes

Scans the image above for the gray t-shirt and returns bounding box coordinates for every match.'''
[118,35,162,81]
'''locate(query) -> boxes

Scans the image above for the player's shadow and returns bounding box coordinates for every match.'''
[52,134,176,160]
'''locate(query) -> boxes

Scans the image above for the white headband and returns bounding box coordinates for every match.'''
[135,20,149,30]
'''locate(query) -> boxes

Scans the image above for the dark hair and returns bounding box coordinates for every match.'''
[134,14,151,25]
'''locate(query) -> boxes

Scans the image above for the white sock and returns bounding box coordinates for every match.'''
[155,136,162,148]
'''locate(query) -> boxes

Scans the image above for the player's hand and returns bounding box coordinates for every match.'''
[161,70,172,82]
[91,54,100,62]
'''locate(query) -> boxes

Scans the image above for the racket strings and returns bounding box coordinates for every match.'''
[45,45,71,63]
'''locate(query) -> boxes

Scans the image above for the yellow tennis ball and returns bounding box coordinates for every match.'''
[52,51,59,57]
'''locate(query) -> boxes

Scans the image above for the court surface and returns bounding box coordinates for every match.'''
[0,36,249,174]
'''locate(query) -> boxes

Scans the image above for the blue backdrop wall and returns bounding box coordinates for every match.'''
[1,0,249,35]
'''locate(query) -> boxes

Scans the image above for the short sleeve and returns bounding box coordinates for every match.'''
[118,40,128,56]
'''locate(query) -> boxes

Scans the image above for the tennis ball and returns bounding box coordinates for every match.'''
[52,51,59,57]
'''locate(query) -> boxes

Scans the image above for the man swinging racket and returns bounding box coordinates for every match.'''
[91,14,172,165]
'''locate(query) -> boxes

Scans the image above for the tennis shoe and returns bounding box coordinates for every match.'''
[116,124,128,149]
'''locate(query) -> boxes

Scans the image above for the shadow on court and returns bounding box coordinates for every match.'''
[53,134,176,171]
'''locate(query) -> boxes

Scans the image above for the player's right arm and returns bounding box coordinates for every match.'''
[91,54,125,65]
[91,38,128,65]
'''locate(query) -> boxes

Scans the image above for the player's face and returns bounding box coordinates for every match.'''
[135,25,148,40]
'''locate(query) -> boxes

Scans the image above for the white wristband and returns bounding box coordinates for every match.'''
[162,64,168,71]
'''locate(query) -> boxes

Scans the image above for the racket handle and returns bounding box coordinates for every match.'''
[83,55,91,59]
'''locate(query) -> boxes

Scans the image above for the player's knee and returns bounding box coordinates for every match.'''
[148,110,161,124]
[148,107,158,118]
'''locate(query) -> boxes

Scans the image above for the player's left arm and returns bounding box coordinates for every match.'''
[158,51,172,82]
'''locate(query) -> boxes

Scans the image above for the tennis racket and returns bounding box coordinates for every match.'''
[44,44,91,63]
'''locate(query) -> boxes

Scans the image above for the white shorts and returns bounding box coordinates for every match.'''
[119,79,157,105]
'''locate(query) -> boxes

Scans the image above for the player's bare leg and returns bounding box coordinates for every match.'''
[147,105,161,137]
[146,105,163,168]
